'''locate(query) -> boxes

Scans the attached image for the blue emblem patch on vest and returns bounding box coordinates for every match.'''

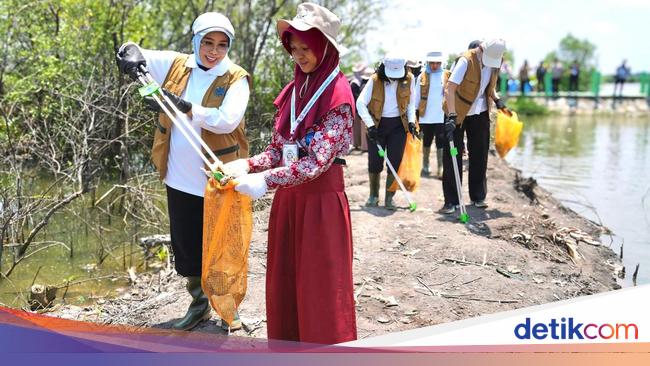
[214,87,226,97]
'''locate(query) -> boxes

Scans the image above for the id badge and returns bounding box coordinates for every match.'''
[282,143,299,167]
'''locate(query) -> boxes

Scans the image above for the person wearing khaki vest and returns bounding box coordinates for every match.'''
[356,55,417,210]
[416,51,446,179]
[116,12,250,332]
[349,63,372,151]
[441,39,510,214]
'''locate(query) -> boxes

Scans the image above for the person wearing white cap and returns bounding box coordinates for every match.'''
[356,54,418,209]
[441,38,510,213]
[116,11,250,331]
[407,59,423,79]
[416,51,446,179]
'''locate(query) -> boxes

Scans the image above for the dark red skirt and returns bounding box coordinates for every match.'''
[266,164,357,344]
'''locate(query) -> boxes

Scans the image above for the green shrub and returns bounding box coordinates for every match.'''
[510,97,551,116]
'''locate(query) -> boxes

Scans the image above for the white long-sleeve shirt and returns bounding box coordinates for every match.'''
[356,76,416,128]
[415,70,445,124]
[141,49,250,197]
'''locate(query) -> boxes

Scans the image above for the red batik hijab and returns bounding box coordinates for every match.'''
[274,26,355,140]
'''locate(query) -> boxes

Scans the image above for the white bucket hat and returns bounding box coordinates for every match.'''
[425,51,445,63]
[361,66,375,80]
[192,12,235,42]
[481,39,506,68]
[352,62,367,73]
[383,54,406,79]
[277,2,342,52]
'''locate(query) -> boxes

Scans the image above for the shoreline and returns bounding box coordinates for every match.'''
[43,149,622,339]
[509,95,649,116]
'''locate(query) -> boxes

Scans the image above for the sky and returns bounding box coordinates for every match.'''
[360,0,649,74]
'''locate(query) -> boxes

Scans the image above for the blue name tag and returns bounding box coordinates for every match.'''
[214,87,226,97]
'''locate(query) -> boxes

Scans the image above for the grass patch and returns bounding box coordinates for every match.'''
[510,97,551,116]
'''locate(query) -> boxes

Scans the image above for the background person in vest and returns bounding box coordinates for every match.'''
[116,12,250,331]
[357,55,417,209]
[407,59,423,79]
[221,3,357,344]
[441,39,508,213]
[349,63,372,151]
[416,51,446,178]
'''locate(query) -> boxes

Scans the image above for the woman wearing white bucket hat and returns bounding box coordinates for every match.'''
[416,51,446,179]
[221,2,357,344]
[116,11,251,331]
[356,53,418,209]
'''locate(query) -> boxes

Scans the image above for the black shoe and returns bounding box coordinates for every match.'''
[473,200,488,208]
[440,203,456,214]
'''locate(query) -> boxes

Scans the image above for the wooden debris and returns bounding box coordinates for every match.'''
[29,284,58,311]
[376,315,391,324]
[371,295,399,307]
[461,277,482,285]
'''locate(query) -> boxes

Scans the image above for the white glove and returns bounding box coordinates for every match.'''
[221,158,250,178]
[234,173,268,200]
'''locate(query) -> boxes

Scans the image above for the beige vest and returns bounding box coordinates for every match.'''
[418,71,432,116]
[442,49,498,125]
[151,55,250,180]
[366,73,413,132]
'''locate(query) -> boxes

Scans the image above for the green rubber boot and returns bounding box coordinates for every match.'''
[385,175,397,210]
[365,173,380,207]
[421,146,431,176]
[172,276,211,331]
[436,148,444,179]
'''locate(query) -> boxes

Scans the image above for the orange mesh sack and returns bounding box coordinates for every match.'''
[495,110,524,158]
[202,178,253,325]
[389,133,423,192]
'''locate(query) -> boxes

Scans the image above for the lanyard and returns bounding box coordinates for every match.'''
[290,66,340,137]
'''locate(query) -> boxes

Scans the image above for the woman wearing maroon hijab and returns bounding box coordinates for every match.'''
[222,3,356,344]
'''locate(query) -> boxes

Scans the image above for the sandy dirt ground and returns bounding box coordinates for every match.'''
[49,148,622,340]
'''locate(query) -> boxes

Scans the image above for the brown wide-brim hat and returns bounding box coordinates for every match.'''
[277,2,342,52]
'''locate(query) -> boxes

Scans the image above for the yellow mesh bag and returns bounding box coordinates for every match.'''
[495,110,524,158]
[389,133,423,192]
[202,178,252,325]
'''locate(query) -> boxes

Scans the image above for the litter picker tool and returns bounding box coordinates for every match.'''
[376,144,417,212]
[449,140,469,223]
[134,65,226,182]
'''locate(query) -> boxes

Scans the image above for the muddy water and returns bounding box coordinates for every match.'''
[0,190,160,307]
[506,114,650,286]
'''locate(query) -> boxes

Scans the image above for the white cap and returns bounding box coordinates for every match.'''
[481,39,506,68]
[192,12,235,42]
[406,59,422,68]
[425,51,445,63]
[383,54,406,79]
